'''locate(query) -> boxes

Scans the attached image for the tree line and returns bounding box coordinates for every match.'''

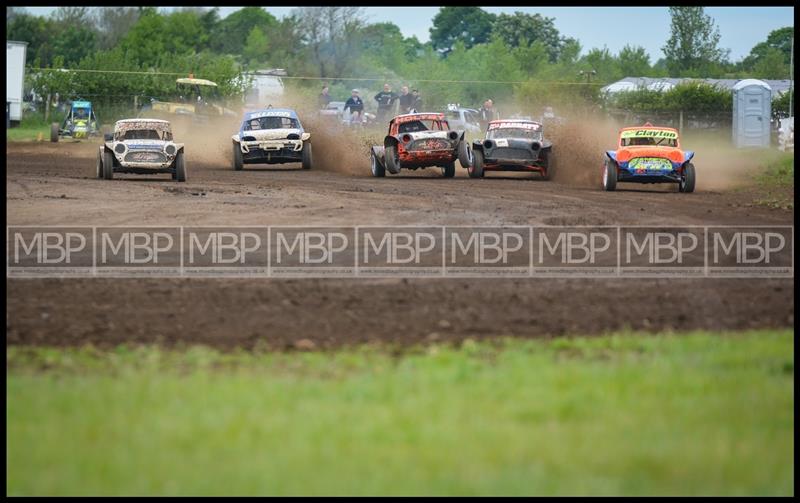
[6,6,793,114]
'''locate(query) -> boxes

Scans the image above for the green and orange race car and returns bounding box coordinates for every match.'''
[602,123,696,192]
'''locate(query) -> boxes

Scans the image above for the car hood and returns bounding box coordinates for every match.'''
[241,128,304,141]
[115,139,169,149]
[399,130,455,141]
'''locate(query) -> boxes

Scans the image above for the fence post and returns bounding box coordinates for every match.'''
[45,93,51,123]
[134,95,138,112]
[679,110,684,134]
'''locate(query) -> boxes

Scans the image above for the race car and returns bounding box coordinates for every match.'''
[602,123,695,192]
[231,108,312,170]
[468,119,554,179]
[97,119,186,181]
[51,100,100,142]
[369,112,471,178]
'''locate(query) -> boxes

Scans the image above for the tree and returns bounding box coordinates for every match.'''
[753,47,789,79]
[580,47,621,83]
[662,7,729,76]
[93,7,140,50]
[491,11,563,62]
[429,7,495,53]
[243,26,269,65]
[617,45,651,77]
[52,7,95,27]
[294,7,366,78]
[210,7,277,55]
[7,13,56,66]
[742,27,793,75]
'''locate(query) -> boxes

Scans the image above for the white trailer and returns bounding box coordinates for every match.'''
[6,41,28,126]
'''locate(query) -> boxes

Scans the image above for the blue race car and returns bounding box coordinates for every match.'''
[230,108,312,170]
[51,100,100,142]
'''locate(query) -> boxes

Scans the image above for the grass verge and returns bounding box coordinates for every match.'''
[753,152,794,209]
[6,329,794,496]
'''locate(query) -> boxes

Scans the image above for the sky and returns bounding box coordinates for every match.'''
[21,6,795,62]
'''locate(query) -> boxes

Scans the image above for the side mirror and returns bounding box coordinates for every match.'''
[103,133,113,142]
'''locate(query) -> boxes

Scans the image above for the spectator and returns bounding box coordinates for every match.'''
[344,89,364,124]
[410,89,423,112]
[374,83,399,123]
[478,99,499,130]
[318,85,331,109]
[398,85,412,114]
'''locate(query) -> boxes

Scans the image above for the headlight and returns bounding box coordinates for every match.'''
[114,143,126,154]
[165,144,176,155]
[483,140,493,149]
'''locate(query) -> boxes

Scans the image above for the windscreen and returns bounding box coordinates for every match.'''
[244,116,300,131]
[620,129,678,148]
[487,127,543,141]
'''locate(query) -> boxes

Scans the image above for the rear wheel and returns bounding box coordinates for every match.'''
[301,142,312,170]
[385,144,400,174]
[50,123,59,143]
[442,161,456,178]
[468,149,485,178]
[232,142,243,171]
[370,150,385,177]
[102,150,114,180]
[679,162,695,193]
[602,158,617,191]
[175,152,187,182]
[457,139,472,169]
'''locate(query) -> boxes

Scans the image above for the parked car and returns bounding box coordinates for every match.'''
[369,112,471,178]
[468,119,554,179]
[231,108,312,170]
[97,119,186,181]
[602,122,695,192]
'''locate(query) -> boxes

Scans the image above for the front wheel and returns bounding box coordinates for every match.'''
[468,149,485,178]
[175,152,187,182]
[370,150,385,177]
[232,142,243,171]
[457,139,472,169]
[602,158,617,191]
[679,162,695,193]
[96,150,103,179]
[540,150,553,181]
[301,142,312,170]
[442,161,456,178]
[50,123,59,143]
[102,150,114,180]
[385,145,400,174]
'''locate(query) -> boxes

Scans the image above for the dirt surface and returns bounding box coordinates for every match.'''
[6,139,794,350]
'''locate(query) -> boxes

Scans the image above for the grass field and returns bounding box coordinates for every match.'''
[6,329,794,496]
[6,124,50,142]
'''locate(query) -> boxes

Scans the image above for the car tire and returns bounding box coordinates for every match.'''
[679,162,695,193]
[96,150,103,179]
[540,150,553,181]
[175,151,187,182]
[102,150,114,180]
[602,158,617,191]
[232,142,243,171]
[50,123,59,143]
[301,142,312,170]
[457,139,472,169]
[371,150,385,177]
[443,161,456,178]
[385,144,400,174]
[469,149,485,178]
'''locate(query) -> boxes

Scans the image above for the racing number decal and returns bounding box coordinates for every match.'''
[621,129,678,139]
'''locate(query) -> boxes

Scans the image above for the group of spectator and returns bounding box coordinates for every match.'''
[319,83,423,124]
[318,82,499,129]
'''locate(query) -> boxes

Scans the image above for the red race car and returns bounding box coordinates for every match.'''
[370,112,471,178]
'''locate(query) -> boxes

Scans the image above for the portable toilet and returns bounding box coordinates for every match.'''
[732,79,771,148]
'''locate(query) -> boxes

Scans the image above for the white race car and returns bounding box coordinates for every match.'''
[231,108,312,170]
[97,119,186,181]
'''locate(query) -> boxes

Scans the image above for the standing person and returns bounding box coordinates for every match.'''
[344,89,364,125]
[318,85,331,109]
[478,99,499,130]
[398,85,412,114]
[410,89,423,113]
[374,83,399,123]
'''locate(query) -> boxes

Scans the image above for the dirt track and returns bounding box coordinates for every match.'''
[6,140,794,349]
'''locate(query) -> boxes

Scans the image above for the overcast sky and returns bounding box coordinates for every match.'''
[22,6,794,62]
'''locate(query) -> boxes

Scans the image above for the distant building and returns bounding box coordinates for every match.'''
[243,68,286,107]
[601,77,792,97]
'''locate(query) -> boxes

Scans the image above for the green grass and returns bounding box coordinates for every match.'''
[6,330,794,496]
[6,124,50,142]
[753,152,794,209]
